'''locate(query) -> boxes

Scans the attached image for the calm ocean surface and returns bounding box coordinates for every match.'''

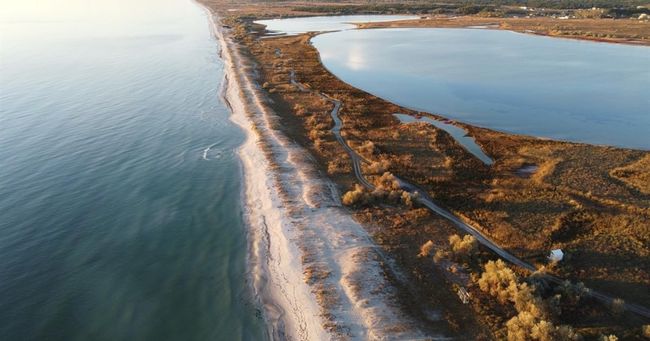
[0,0,265,340]
[312,28,650,150]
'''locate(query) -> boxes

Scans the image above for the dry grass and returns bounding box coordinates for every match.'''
[610,154,650,195]
[246,25,649,334]
[198,2,650,336]
[359,16,650,46]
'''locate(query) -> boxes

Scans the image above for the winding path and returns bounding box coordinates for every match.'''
[288,70,650,320]
[323,94,375,190]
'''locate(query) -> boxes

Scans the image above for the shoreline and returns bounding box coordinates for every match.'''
[356,16,650,47]
[359,23,650,47]
[204,7,311,339]
[201,5,441,340]
[305,27,648,152]
[198,4,280,339]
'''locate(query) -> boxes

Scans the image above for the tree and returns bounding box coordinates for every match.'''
[642,325,650,338]
[512,283,546,319]
[506,311,555,341]
[478,260,581,340]
[478,259,518,304]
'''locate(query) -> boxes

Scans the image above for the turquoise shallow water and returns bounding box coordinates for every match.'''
[0,1,265,340]
[311,28,650,150]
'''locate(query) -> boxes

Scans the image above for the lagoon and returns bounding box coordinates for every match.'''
[312,28,650,150]
[256,15,418,35]
[394,113,494,165]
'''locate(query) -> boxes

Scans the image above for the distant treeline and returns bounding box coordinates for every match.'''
[473,0,649,8]
[289,0,649,16]
[293,0,650,18]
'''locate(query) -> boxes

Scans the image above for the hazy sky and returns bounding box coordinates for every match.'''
[0,0,176,22]
[0,0,207,72]
[0,0,201,44]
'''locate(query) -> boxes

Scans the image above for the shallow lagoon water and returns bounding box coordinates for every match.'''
[255,15,418,35]
[1,0,264,340]
[394,114,493,165]
[312,28,650,150]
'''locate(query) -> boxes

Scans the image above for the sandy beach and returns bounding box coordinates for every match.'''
[202,5,438,340]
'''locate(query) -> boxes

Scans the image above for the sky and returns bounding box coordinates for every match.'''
[0,0,165,22]
[0,0,198,45]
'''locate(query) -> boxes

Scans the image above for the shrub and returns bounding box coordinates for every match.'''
[506,311,545,341]
[342,184,367,206]
[457,5,483,15]
[314,138,326,152]
[376,172,400,191]
[293,103,307,116]
[433,250,448,263]
[341,172,415,208]
[449,234,478,258]
[528,268,551,295]
[327,159,348,175]
[306,115,320,127]
[479,263,534,311]
[506,311,582,341]
[314,123,329,130]
[309,129,326,140]
[401,191,415,208]
[512,283,546,319]
[599,335,618,341]
[575,8,606,18]
[507,313,581,341]
[418,240,435,258]
[554,280,589,304]
[357,140,376,157]
[611,298,625,315]
[479,260,581,340]
[556,326,581,341]
[530,319,555,341]
[478,260,518,304]
[365,160,390,174]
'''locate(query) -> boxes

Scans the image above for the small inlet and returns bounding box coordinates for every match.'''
[393,113,494,165]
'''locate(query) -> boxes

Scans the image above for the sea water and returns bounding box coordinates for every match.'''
[0,0,265,339]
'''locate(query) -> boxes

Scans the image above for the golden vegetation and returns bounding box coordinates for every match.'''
[418,240,435,258]
[478,260,581,341]
[610,154,650,194]
[342,172,416,207]
[203,6,650,338]
[359,16,650,45]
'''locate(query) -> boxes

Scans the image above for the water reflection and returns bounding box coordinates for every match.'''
[255,15,417,35]
[312,28,650,150]
[394,113,493,165]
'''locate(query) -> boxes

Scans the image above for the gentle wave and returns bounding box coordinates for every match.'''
[202,143,222,160]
